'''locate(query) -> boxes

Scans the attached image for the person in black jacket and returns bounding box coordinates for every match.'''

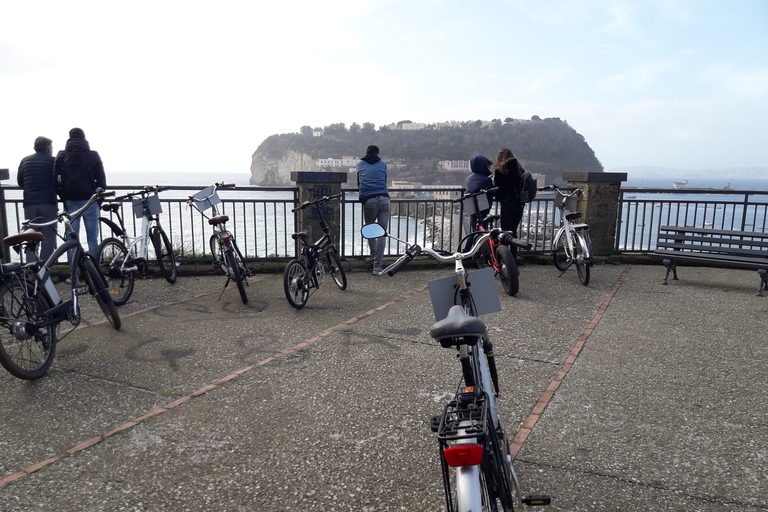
[54,128,106,256]
[17,136,58,261]
[494,147,525,258]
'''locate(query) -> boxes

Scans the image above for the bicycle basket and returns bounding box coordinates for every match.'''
[132,193,162,218]
[554,190,579,211]
[192,186,221,212]
[462,193,490,216]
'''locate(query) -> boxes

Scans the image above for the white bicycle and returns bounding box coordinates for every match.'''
[362,223,549,511]
[545,184,592,286]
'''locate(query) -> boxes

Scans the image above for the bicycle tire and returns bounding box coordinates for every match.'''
[151,226,177,284]
[552,231,570,271]
[96,237,135,306]
[283,259,309,309]
[224,243,248,304]
[0,278,58,380]
[496,245,519,296]
[210,235,225,272]
[574,232,591,286]
[326,247,347,290]
[81,255,122,330]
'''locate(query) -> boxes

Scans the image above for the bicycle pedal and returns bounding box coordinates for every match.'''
[430,415,441,433]
[212,261,222,269]
[522,495,551,506]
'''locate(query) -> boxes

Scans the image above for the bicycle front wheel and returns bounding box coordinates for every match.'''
[283,259,309,309]
[552,231,570,271]
[81,255,121,330]
[96,237,135,306]
[225,243,248,304]
[326,248,347,290]
[0,279,58,380]
[151,226,177,284]
[574,232,591,286]
[496,245,519,297]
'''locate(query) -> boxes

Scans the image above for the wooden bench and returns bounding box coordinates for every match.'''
[651,226,768,296]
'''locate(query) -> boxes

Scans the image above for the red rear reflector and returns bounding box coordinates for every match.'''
[443,444,483,467]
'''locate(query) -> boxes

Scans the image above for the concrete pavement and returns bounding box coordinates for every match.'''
[1,261,766,511]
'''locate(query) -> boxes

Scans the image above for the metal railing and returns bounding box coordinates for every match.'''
[3,184,766,264]
[615,188,768,253]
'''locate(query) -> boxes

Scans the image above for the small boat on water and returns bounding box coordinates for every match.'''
[672,180,688,190]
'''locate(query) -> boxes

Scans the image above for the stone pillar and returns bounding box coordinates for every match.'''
[0,168,10,263]
[562,171,627,258]
[289,171,348,253]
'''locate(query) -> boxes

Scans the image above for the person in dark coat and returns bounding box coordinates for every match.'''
[494,147,525,258]
[54,128,106,256]
[463,155,494,252]
[17,136,58,261]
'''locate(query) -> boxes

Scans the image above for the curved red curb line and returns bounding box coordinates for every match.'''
[508,266,632,460]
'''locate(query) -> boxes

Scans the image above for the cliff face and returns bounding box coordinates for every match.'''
[249,150,316,186]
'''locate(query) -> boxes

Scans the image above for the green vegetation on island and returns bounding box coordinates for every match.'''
[251,117,603,186]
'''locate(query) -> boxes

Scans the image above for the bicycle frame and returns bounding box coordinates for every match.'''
[99,188,167,273]
[361,223,549,509]
[189,183,250,303]
[23,193,116,327]
[295,199,337,287]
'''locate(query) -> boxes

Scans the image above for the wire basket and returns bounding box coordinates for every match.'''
[554,190,579,211]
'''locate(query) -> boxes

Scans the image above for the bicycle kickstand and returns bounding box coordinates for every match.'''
[216,277,233,301]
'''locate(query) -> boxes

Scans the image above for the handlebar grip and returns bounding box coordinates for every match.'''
[155,185,171,192]
[100,191,116,198]
[386,244,421,276]
[498,232,532,250]
[217,183,236,188]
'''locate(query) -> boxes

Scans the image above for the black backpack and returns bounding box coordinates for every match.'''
[519,171,538,203]
[57,150,94,200]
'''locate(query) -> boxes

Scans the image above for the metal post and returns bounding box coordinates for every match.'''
[290,171,348,257]
[0,168,10,263]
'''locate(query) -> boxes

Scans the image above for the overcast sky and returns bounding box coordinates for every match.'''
[2,0,767,177]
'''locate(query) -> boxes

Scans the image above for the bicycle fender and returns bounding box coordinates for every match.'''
[98,217,124,237]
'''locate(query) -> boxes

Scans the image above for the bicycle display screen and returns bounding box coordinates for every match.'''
[427,267,501,321]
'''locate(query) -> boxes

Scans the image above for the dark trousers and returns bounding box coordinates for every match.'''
[499,200,524,258]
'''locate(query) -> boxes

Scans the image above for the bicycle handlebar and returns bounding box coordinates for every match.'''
[291,193,343,212]
[539,184,582,198]
[383,228,531,276]
[24,190,114,230]
[454,187,498,203]
[187,182,237,206]
[114,185,171,202]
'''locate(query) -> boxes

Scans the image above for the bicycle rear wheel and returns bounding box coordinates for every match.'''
[151,226,177,284]
[283,259,309,309]
[225,243,248,304]
[96,237,135,306]
[81,255,121,330]
[0,279,58,380]
[552,232,570,271]
[574,232,591,286]
[326,247,347,290]
[496,245,519,296]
